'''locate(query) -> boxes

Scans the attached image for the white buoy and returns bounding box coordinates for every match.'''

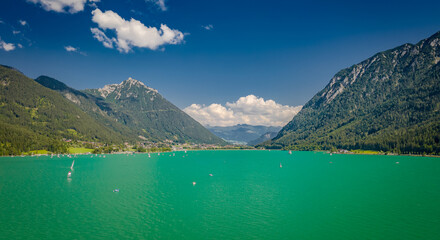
[193,182,196,186]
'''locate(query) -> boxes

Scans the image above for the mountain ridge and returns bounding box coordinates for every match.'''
[38,75,225,145]
[264,30,440,154]
[84,78,226,145]
[0,65,129,155]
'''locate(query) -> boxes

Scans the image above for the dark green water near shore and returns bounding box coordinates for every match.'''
[0,150,439,239]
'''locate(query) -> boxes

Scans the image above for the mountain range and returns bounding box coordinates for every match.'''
[263,31,440,154]
[0,66,224,155]
[2,30,440,155]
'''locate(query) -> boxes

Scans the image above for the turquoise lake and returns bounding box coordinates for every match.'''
[0,150,439,239]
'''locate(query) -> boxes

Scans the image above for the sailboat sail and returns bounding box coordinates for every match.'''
[70,160,75,171]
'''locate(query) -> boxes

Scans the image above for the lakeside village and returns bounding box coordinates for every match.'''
[5,137,429,157]
[16,138,254,157]
[4,136,433,157]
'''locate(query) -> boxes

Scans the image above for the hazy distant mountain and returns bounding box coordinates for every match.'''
[264,31,440,154]
[248,132,279,146]
[0,65,128,155]
[207,124,281,145]
[84,78,225,144]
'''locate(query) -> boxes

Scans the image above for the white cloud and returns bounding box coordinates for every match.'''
[0,39,16,51]
[19,20,27,26]
[91,8,184,53]
[202,24,213,30]
[27,0,99,13]
[64,45,77,52]
[184,95,303,127]
[146,0,167,11]
[17,43,23,48]
[12,30,21,35]
[64,45,86,55]
[91,27,115,48]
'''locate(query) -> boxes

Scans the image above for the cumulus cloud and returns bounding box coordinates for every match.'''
[202,24,213,30]
[0,39,16,51]
[184,95,302,127]
[90,8,184,52]
[12,30,21,35]
[19,20,27,26]
[146,0,167,11]
[27,0,99,13]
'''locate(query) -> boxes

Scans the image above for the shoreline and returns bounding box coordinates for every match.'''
[326,150,440,158]
[1,148,439,158]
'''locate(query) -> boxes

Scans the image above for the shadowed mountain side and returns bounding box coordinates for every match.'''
[35,76,140,141]
[248,132,279,146]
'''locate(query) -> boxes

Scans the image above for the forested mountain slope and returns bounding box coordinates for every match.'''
[265,31,440,154]
[35,76,139,141]
[0,65,127,155]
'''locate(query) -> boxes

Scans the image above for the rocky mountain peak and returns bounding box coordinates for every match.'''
[122,77,145,87]
[97,77,158,99]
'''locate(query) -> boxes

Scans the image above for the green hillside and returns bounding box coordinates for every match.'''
[264,31,440,154]
[0,65,127,155]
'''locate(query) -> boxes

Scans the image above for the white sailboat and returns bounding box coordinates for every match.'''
[70,160,75,171]
[289,150,292,154]
[280,163,283,168]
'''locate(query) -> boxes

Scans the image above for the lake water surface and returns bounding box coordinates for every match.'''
[0,150,439,239]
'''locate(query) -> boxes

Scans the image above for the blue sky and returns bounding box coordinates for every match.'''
[1,0,440,113]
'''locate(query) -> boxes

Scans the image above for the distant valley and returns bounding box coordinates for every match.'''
[206,124,281,145]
